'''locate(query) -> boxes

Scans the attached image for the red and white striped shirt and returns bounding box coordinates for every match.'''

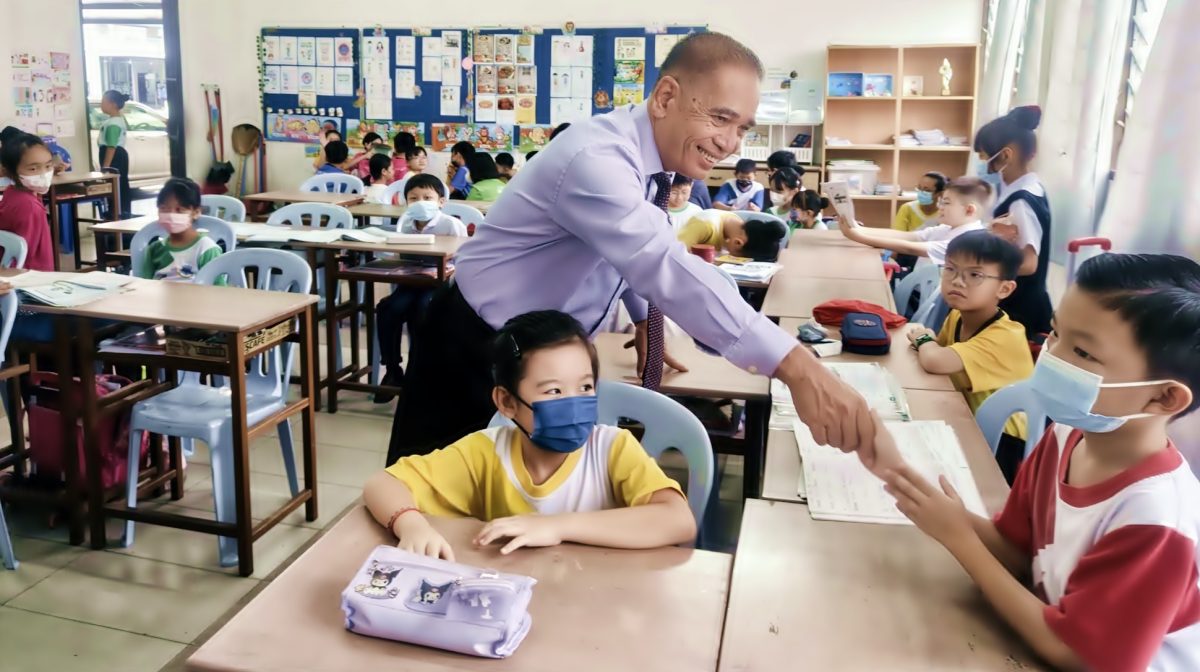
[995,424,1200,671]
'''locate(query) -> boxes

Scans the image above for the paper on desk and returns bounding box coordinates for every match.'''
[794,419,986,524]
[820,181,855,223]
[719,261,782,282]
[5,271,133,290]
[385,233,435,245]
[244,227,390,245]
[811,341,842,358]
[824,362,910,421]
[228,222,275,238]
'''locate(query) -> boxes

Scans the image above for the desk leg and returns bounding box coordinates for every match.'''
[305,247,322,412]
[48,188,63,271]
[743,399,768,500]
[110,174,122,221]
[54,321,85,545]
[298,306,319,522]
[96,232,110,271]
[324,248,339,414]
[71,201,83,269]
[75,318,107,549]
[229,334,254,577]
[364,278,377,385]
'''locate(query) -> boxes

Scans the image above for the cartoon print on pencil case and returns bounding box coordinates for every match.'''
[355,562,402,599]
[414,579,455,604]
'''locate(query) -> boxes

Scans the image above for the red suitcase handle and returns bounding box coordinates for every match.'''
[1067,237,1112,253]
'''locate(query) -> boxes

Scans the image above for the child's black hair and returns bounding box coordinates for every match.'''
[740,217,786,262]
[323,128,341,140]
[323,140,349,165]
[393,131,416,153]
[451,141,476,160]
[366,153,392,185]
[494,152,515,169]
[974,105,1041,160]
[0,132,46,177]
[156,176,203,210]
[467,153,501,183]
[922,171,948,192]
[403,173,446,199]
[102,89,129,109]
[0,126,21,147]
[770,167,802,191]
[1075,253,1200,416]
[525,151,538,161]
[791,190,829,215]
[549,123,571,141]
[944,176,993,207]
[361,132,383,148]
[766,150,797,172]
[671,172,693,188]
[945,231,1023,281]
[491,310,598,393]
[734,158,757,175]
[405,145,427,161]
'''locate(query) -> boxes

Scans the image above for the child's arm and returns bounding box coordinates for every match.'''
[837,215,928,256]
[102,146,116,169]
[472,489,696,554]
[967,512,1030,579]
[363,471,456,561]
[906,326,965,375]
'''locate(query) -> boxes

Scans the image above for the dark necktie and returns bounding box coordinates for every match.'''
[643,172,673,390]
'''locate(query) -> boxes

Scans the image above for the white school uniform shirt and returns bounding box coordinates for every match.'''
[914,220,985,266]
[363,183,390,227]
[668,202,702,233]
[994,172,1045,255]
[399,211,468,237]
[717,178,765,210]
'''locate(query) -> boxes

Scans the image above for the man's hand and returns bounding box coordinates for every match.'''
[473,515,563,555]
[989,215,1019,244]
[778,346,875,454]
[862,412,904,477]
[884,464,974,547]
[906,325,936,345]
[624,320,690,382]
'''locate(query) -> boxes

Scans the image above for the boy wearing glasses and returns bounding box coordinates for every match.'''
[906,231,1033,482]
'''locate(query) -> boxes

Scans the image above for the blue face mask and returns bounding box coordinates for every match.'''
[915,190,934,206]
[976,149,1008,192]
[406,200,440,222]
[514,394,598,453]
[1029,348,1170,433]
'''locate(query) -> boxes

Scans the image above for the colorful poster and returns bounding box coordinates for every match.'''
[476,65,497,94]
[266,113,342,143]
[431,123,470,150]
[496,96,516,126]
[494,34,516,64]
[347,120,425,147]
[518,125,553,153]
[613,83,643,106]
[334,37,354,66]
[614,60,645,84]
[333,67,354,95]
[475,94,496,122]
[316,37,335,67]
[278,36,298,65]
[496,64,516,95]
[297,37,316,65]
[615,37,645,61]
[474,35,495,64]
[396,36,416,67]
[516,34,535,65]
[262,36,279,64]
[515,95,537,125]
[49,52,69,70]
[517,65,536,94]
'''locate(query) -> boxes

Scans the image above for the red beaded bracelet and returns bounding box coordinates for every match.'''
[386,507,421,533]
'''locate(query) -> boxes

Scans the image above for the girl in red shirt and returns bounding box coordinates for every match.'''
[0,132,55,271]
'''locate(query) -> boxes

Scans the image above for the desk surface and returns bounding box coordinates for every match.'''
[762,276,896,319]
[241,190,364,206]
[778,318,955,392]
[51,171,117,186]
[91,215,156,235]
[188,507,732,672]
[350,200,495,217]
[593,332,769,400]
[775,245,886,282]
[301,233,466,257]
[788,228,865,248]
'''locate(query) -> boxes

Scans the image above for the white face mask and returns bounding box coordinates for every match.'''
[19,170,54,194]
[769,191,785,207]
[158,212,193,234]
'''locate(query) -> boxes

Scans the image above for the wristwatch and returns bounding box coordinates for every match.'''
[913,334,936,350]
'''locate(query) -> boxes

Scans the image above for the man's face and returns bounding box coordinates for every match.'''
[649,64,760,180]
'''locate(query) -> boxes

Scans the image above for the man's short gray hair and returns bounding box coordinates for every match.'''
[658,32,764,81]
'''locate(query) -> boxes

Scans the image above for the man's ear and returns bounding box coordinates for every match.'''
[648,75,680,120]
[1145,382,1193,418]
[492,386,519,419]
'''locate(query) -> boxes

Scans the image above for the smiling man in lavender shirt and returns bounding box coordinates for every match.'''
[386,33,883,473]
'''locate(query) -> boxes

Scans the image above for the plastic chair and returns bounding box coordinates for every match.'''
[0,231,29,269]
[300,173,364,195]
[128,217,237,276]
[442,202,486,230]
[195,215,237,254]
[0,292,20,569]
[121,249,312,567]
[893,262,940,320]
[735,210,791,247]
[975,380,1046,461]
[489,380,714,530]
[200,194,247,222]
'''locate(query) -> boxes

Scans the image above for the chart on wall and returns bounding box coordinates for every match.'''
[260,27,360,143]
[9,50,74,138]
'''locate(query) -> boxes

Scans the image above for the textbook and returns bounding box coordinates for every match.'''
[245,226,395,245]
[7,271,133,308]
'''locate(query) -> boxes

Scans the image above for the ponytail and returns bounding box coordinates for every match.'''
[974,105,1041,159]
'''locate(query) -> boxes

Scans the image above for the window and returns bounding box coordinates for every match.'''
[125,105,166,132]
[81,1,162,23]
[1112,0,1166,162]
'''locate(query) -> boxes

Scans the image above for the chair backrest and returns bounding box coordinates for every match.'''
[893,263,941,320]
[488,380,714,530]
[735,210,791,248]
[199,194,247,222]
[0,231,29,269]
[194,215,237,254]
[266,202,353,230]
[195,249,313,397]
[0,291,19,367]
[441,202,486,228]
[300,173,364,194]
[975,380,1046,461]
[129,220,166,276]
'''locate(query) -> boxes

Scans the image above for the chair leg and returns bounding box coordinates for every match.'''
[277,419,299,496]
[121,427,143,548]
[0,501,17,570]
[209,428,239,568]
[370,320,381,386]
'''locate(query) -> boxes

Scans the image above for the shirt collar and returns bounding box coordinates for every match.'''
[999,171,1039,197]
[630,103,665,177]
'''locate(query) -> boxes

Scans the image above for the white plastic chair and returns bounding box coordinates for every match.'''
[975,380,1046,461]
[489,380,714,531]
[0,291,20,569]
[893,262,940,320]
[442,202,486,231]
[735,209,791,247]
[380,174,449,205]
[200,194,247,222]
[121,249,311,567]
[300,173,364,195]
[0,231,29,269]
[195,215,237,254]
[129,217,236,277]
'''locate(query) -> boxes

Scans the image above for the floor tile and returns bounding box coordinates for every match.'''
[158,645,198,672]
[9,550,259,643]
[0,606,185,672]
[261,408,393,452]
[253,441,384,488]
[169,467,361,530]
[0,537,86,604]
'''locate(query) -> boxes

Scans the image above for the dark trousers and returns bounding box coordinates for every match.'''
[375,286,434,371]
[99,145,132,219]
[385,283,499,465]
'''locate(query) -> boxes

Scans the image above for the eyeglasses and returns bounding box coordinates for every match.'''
[941,266,1002,287]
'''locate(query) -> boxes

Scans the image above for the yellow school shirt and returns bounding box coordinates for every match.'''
[893,200,937,232]
[385,425,683,520]
[677,209,730,248]
[936,310,1034,438]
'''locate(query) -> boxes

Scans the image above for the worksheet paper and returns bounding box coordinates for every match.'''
[794,419,987,524]
[422,55,442,82]
[769,363,908,430]
[395,35,416,67]
[395,69,416,99]
[316,37,335,67]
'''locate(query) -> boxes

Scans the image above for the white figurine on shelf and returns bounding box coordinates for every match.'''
[939,58,953,96]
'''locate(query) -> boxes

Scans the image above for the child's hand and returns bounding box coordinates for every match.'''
[473,515,563,555]
[884,465,974,547]
[989,215,1019,244]
[395,514,456,562]
[860,412,904,478]
[906,325,935,345]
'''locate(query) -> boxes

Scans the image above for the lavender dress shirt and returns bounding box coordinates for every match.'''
[454,103,796,376]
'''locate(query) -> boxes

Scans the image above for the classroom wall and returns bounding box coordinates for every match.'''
[0,0,90,169]
[177,1,983,190]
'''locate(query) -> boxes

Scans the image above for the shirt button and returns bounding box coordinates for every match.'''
[748,365,759,374]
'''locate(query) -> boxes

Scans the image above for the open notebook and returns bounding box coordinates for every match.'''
[793,419,986,525]
[244,227,430,245]
[769,362,910,430]
[7,271,134,308]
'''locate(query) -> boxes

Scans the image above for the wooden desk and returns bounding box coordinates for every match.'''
[47,172,121,270]
[188,506,732,672]
[775,245,887,281]
[348,202,407,225]
[762,276,896,319]
[778,318,955,392]
[6,272,321,576]
[90,215,156,270]
[787,228,864,248]
[593,333,771,498]
[241,190,364,221]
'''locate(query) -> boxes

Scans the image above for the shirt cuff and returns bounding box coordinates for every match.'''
[622,288,648,324]
[721,314,797,376]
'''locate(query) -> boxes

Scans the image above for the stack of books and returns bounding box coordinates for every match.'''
[912,129,949,146]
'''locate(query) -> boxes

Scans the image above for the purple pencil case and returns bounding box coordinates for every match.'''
[341,545,537,658]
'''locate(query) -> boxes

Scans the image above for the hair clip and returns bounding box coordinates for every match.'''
[505,333,521,359]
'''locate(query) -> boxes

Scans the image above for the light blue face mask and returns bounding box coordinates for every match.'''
[915,190,934,206]
[513,394,598,453]
[406,200,440,222]
[976,149,1008,193]
[1029,349,1171,433]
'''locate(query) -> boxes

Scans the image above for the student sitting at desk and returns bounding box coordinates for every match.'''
[495,152,517,182]
[363,154,394,202]
[905,231,1032,481]
[447,141,474,199]
[315,140,351,175]
[667,172,702,232]
[0,131,55,271]
[391,131,415,180]
[788,191,830,231]
[886,253,1200,672]
[310,128,341,172]
[348,132,387,180]
[712,158,765,211]
[137,177,225,284]
[466,153,506,202]
[364,310,696,559]
[677,209,785,262]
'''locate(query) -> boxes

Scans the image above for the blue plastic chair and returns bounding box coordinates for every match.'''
[975,380,1046,461]
[488,380,714,531]
[735,209,791,247]
[0,291,21,569]
[893,262,940,320]
[301,173,364,195]
[200,194,247,222]
[0,231,29,269]
[121,249,311,567]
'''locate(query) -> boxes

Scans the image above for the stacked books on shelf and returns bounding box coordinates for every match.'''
[895,133,920,147]
[912,129,948,146]
[874,184,898,197]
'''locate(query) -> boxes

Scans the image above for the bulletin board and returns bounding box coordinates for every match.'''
[259,27,361,144]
